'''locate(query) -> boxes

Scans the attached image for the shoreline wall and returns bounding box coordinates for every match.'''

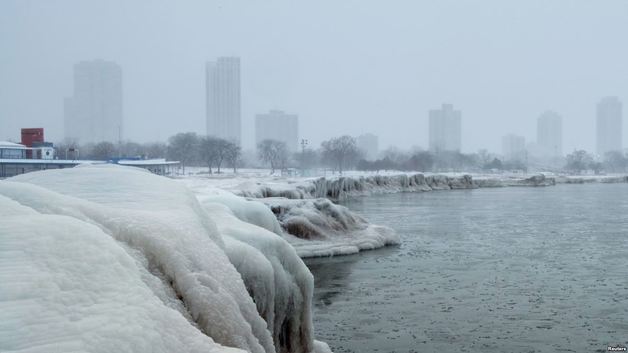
[237,173,559,201]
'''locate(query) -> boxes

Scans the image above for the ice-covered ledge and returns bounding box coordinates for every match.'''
[228,173,557,201]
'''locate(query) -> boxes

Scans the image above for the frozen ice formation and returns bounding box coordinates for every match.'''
[262,197,399,257]
[234,174,477,200]
[182,177,400,258]
[0,165,329,353]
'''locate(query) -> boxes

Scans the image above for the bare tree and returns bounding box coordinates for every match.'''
[142,142,167,159]
[213,138,233,173]
[199,136,220,174]
[118,141,143,158]
[225,142,242,173]
[198,136,240,174]
[89,141,117,160]
[167,132,200,174]
[258,139,288,174]
[565,150,593,174]
[320,135,360,174]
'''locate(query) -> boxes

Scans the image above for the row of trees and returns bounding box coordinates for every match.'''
[168,133,241,174]
[54,140,167,161]
[257,135,364,174]
[54,133,628,175]
[563,150,628,174]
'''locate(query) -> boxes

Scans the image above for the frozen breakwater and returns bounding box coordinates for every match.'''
[235,173,558,201]
[0,166,331,353]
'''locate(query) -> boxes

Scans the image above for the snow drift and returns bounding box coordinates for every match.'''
[0,165,328,353]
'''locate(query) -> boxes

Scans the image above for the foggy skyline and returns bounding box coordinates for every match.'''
[1,0,627,153]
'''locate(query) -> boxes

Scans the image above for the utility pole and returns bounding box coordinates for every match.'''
[300,138,309,176]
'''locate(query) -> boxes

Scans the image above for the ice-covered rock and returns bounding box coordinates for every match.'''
[261,197,399,257]
[199,201,315,353]
[0,165,326,353]
[0,191,245,353]
[473,173,556,187]
[182,177,400,257]
[554,175,628,184]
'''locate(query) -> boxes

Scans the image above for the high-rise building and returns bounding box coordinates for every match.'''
[501,134,526,161]
[537,111,563,158]
[64,60,123,143]
[255,110,298,152]
[429,104,461,152]
[206,57,241,144]
[357,133,379,161]
[596,96,623,156]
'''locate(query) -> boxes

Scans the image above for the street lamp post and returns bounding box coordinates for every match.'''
[300,139,309,176]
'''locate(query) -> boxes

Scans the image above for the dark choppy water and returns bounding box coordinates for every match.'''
[306,183,628,353]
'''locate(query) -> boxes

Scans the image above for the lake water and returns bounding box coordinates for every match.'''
[306,183,628,353]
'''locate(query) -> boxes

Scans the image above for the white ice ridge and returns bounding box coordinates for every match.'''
[0,165,328,353]
[182,178,400,258]
[229,173,566,201]
[231,174,476,200]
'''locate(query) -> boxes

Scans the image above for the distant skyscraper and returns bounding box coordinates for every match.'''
[357,133,379,160]
[206,57,241,144]
[501,134,526,161]
[64,60,123,143]
[596,96,623,156]
[537,111,563,158]
[255,110,298,152]
[429,104,461,152]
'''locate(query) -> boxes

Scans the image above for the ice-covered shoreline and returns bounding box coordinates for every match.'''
[213,173,551,201]
[198,171,628,201]
[1,166,331,353]
[179,171,628,257]
[180,172,628,258]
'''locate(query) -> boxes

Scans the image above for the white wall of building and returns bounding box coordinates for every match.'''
[429,104,461,152]
[596,96,623,156]
[357,133,379,160]
[255,110,298,152]
[536,111,563,158]
[206,57,241,145]
[64,60,123,144]
[501,134,526,161]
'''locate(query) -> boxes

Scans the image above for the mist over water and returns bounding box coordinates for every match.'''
[307,184,628,353]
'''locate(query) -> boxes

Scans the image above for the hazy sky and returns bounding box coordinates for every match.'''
[1,0,627,153]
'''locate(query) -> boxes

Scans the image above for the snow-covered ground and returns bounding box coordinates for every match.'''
[0,165,331,353]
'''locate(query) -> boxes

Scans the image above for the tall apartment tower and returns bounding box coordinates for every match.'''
[64,60,123,143]
[357,133,379,161]
[501,134,526,161]
[206,57,241,144]
[429,104,461,152]
[596,97,623,156]
[537,111,563,158]
[255,110,298,152]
